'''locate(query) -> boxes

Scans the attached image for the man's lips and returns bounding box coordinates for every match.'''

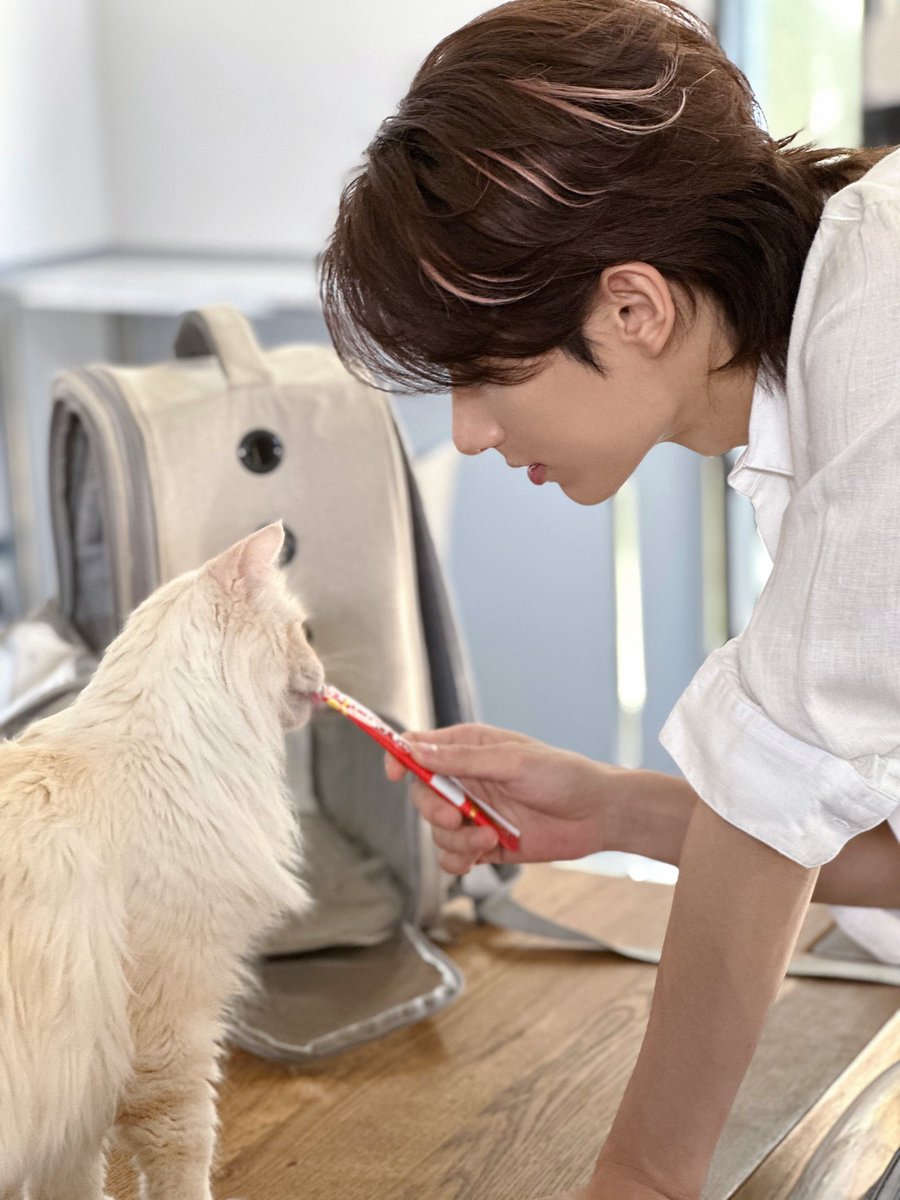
[503,457,549,485]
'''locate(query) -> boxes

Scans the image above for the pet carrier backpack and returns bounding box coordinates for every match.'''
[0,306,896,1068]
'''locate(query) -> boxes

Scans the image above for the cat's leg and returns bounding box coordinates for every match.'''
[26,1145,111,1200]
[114,1032,221,1200]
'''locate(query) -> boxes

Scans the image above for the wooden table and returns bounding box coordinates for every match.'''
[105,865,900,1199]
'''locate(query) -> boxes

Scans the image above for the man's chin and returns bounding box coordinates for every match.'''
[559,479,611,506]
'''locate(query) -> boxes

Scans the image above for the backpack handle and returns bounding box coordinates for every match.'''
[174,306,274,387]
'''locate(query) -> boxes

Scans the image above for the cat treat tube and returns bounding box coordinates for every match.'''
[313,684,521,854]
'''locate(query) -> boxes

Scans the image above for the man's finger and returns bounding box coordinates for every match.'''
[432,824,498,857]
[406,723,531,747]
[408,740,522,782]
[410,785,464,830]
[384,752,407,781]
[437,850,477,875]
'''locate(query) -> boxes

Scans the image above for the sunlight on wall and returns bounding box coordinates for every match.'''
[754,0,863,146]
[613,479,647,770]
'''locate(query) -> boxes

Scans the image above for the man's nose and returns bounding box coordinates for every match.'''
[451,390,501,457]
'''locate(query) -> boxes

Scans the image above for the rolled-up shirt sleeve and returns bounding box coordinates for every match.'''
[660,176,900,868]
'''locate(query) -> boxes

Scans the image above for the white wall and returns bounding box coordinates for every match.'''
[865,0,900,108]
[94,0,492,256]
[0,0,111,268]
[93,0,717,258]
[0,0,719,265]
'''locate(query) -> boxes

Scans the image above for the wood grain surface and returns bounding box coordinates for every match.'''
[733,1011,900,1199]
[102,865,899,1200]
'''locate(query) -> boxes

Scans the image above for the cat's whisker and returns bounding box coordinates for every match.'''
[316,650,367,675]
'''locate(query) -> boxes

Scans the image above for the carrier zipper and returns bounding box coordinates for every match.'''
[69,368,160,621]
[50,379,121,629]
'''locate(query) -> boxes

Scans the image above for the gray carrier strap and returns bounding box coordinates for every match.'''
[401,450,478,730]
[0,599,100,737]
[462,869,900,985]
[865,1149,900,1200]
[173,305,274,387]
[460,869,660,963]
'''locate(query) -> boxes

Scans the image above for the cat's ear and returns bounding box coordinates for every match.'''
[205,522,284,595]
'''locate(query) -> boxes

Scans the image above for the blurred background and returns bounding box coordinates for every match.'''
[0,0,897,844]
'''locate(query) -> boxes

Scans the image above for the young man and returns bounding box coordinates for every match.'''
[320,2,900,1195]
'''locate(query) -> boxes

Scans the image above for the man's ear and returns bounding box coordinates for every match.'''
[205,522,284,595]
[592,261,677,357]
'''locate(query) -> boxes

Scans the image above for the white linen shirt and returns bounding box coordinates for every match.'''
[659,146,900,870]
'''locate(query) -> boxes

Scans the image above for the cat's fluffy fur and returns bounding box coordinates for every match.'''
[0,522,323,1199]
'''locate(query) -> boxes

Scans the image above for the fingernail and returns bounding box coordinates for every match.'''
[412,742,439,759]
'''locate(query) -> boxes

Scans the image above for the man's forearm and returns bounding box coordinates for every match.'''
[593,803,819,1199]
[609,767,900,907]
[608,768,697,869]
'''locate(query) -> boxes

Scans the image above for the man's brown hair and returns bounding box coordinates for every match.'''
[320,0,890,393]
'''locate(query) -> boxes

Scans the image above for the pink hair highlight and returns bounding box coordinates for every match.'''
[419,259,541,306]
[511,59,688,136]
[455,149,545,207]
[515,57,680,105]
[519,152,611,199]
[478,149,596,208]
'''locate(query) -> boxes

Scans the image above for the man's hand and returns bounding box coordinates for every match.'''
[532,1192,667,1200]
[531,1179,682,1200]
[386,723,623,871]
[527,1154,698,1198]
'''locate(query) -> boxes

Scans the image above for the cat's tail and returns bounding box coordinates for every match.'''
[0,802,133,1190]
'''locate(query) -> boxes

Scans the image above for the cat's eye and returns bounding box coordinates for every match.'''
[238,429,283,474]
[301,619,314,645]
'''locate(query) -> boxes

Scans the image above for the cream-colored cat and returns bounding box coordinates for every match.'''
[0,522,323,1199]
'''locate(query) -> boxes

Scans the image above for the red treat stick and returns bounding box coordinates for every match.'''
[314,684,521,854]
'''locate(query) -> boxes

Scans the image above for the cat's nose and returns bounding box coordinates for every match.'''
[301,661,325,696]
[312,662,325,693]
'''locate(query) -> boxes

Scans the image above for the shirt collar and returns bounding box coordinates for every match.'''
[727,376,794,484]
